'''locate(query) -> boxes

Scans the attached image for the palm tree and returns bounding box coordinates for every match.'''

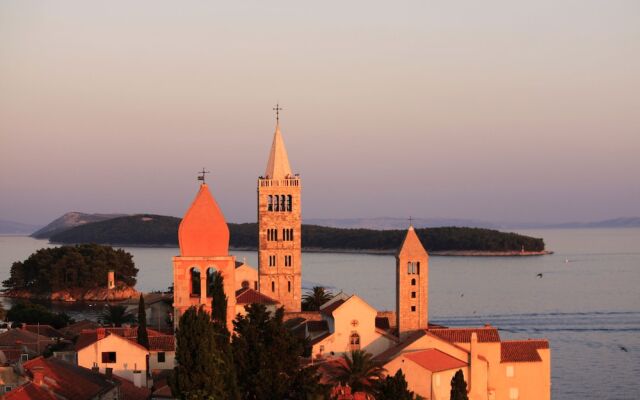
[333,350,386,394]
[101,304,136,327]
[302,286,334,311]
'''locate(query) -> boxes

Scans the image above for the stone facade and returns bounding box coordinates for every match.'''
[396,226,429,339]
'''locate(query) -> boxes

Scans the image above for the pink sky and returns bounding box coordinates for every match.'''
[1,1,639,225]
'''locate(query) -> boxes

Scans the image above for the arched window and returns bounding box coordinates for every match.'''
[274,195,279,211]
[274,229,278,241]
[349,332,361,351]
[407,262,412,274]
[290,229,294,241]
[241,280,250,289]
[206,267,217,297]
[271,281,275,292]
[190,267,201,296]
[268,195,273,211]
[411,278,416,286]
[417,261,420,275]
[287,195,292,211]
[288,281,291,292]
[280,195,286,211]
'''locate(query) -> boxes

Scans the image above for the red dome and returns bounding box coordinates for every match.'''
[178,184,229,256]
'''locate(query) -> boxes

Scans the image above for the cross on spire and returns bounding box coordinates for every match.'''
[197,168,210,183]
[273,103,283,123]
[409,216,413,227]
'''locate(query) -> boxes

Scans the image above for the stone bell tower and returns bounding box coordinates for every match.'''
[258,117,302,312]
[172,181,236,331]
[396,225,429,340]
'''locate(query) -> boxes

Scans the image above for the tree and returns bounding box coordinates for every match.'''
[6,302,74,329]
[302,286,334,311]
[375,369,414,400]
[102,304,136,327]
[450,369,469,400]
[333,350,386,394]
[170,306,227,400]
[232,304,316,399]
[137,295,149,348]
[209,271,239,400]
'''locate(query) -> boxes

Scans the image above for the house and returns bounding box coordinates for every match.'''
[21,325,64,340]
[235,287,279,316]
[0,366,27,395]
[76,327,175,385]
[235,260,259,291]
[118,293,173,332]
[0,329,56,360]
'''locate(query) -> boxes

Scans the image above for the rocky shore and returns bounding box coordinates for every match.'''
[2,284,139,302]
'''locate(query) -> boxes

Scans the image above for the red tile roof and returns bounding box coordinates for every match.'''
[0,330,55,354]
[404,349,467,372]
[23,357,118,400]
[4,382,58,400]
[428,327,501,343]
[320,299,345,316]
[113,375,152,400]
[501,340,549,363]
[148,336,175,352]
[22,325,64,339]
[373,330,429,364]
[60,320,101,339]
[0,348,26,364]
[235,288,279,305]
[75,327,174,352]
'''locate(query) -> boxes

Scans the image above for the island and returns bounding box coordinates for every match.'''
[2,243,139,301]
[43,214,547,255]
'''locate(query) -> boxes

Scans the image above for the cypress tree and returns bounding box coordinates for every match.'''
[450,369,469,400]
[375,369,414,400]
[210,271,239,400]
[170,306,226,400]
[137,294,149,349]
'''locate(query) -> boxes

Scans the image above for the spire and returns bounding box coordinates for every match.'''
[397,225,429,259]
[264,122,293,179]
[178,183,229,256]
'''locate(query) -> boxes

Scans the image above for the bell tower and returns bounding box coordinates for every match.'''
[396,225,429,340]
[173,182,236,331]
[258,115,302,312]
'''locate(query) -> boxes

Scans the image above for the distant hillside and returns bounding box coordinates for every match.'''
[0,219,42,235]
[543,217,640,229]
[306,217,499,230]
[49,214,545,253]
[32,212,126,238]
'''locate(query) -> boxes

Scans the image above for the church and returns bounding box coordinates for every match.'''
[172,116,551,400]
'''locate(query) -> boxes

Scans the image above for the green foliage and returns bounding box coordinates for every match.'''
[375,369,414,400]
[102,304,136,327]
[2,244,137,294]
[137,295,149,349]
[450,369,469,400]
[170,306,227,400]
[6,302,74,329]
[232,304,316,399]
[46,215,545,253]
[333,350,386,394]
[302,286,334,311]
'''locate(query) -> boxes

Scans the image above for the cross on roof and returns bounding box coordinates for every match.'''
[409,216,413,226]
[273,103,283,122]
[197,168,210,183]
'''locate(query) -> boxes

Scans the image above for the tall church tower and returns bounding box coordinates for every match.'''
[173,182,237,332]
[258,119,302,312]
[396,225,429,340]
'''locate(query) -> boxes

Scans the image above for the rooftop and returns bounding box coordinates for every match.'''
[404,348,467,372]
[501,339,549,363]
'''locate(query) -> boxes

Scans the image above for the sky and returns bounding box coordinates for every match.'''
[1,1,639,226]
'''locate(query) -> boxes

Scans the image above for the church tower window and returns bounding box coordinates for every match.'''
[190,267,201,297]
[411,278,416,286]
[287,195,292,211]
[268,195,273,211]
[288,281,291,292]
[206,268,217,297]
[349,332,361,351]
[271,281,275,292]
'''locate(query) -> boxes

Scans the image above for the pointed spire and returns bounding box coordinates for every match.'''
[178,183,229,256]
[397,225,429,259]
[264,122,293,179]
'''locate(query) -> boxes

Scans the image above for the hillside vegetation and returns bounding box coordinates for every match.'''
[48,214,545,252]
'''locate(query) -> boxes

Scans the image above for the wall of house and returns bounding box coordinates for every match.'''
[384,356,433,398]
[235,265,259,291]
[494,353,550,400]
[149,350,175,371]
[77,335,148,382]
[432,368,470,400]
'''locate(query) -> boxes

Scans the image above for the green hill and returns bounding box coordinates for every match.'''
[48,214,545,253]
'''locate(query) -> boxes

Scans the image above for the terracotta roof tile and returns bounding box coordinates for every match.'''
[320,299,345,316]
[404,349,467,372]
[60,320,100,339]
[501,340,548,363]
[235,288,279,305]
[22,325,64,339]
[373,330,428,364]
[23,357,118,400]
[4,382,58,400]
[76,328,174,352]
[0,330,55,354]
[113,375,152,400]
[148,336,175,352]
[428,327,501,343]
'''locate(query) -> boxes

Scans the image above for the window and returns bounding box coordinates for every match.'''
[284,255,292,267]
[268,195,273,211]
[190,267,201,296]
[102,352,116,363]
[254,281,258,290]
[509,388,519,400]
[206,268,217,297]
[288,281,291,292]
[20,354,28,362]
[5,386,12,392]
[407,261,412,274]
[269,255,276,267]
[271,281,275,292]
[411,292,416,298]
[506,365,515,377]
[158,352,166,363]
[417,261,420,275]
[411,278,416,286]
[287,195,292,211]
[411,306,416,312]
[280,195,286,211]
[319,345,325,353]
[349,332,361,351]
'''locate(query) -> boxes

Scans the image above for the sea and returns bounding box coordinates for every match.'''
[0,228,639,399]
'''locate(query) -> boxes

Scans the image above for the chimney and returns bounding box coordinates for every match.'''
[97,328,106,340]
[132,370,144,388]
[91,363,99,373]
[105,367,113,378]
[32,367,45,386]
[469,332,479,397]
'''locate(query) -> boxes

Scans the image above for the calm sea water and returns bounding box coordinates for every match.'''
[1,228,639,399]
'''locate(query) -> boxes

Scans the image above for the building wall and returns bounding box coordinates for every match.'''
[235,264,259,291]
[77,334,148,382]
[149,350,175,371]
[258,177,302,311]
[384,357,433,398]
[494,352,550,400]
[396,229,429,340]
[432,368,470,400]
